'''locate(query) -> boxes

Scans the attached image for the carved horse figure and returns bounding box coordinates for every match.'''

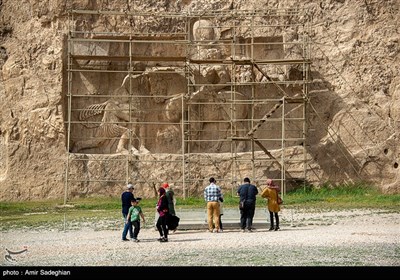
[71,99,149,154]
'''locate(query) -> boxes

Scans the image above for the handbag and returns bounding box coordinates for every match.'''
[167,213,180,230]
[276,189,283,205]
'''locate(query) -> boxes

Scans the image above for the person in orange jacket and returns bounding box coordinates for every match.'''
[261,179,281,231]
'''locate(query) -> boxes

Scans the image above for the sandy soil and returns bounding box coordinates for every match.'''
[1,208,399,268]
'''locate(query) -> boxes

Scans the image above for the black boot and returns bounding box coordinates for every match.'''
[274,213,280,231]
[269,212,274,230]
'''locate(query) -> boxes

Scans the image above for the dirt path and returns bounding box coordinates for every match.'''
[1,208,399,267]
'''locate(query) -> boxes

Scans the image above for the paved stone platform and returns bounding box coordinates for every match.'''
[173,207,270,230]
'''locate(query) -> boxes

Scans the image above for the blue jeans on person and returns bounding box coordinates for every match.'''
[122,213,134,240]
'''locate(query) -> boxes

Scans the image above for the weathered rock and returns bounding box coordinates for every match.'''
[0,0,399,201]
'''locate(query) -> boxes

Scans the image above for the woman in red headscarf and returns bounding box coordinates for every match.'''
[162,182,176,216]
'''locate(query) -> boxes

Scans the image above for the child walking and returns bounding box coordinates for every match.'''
[126,198,145,242]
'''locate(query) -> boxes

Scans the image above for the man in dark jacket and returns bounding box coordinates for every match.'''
[237,177,258,232]
[121,183,135,240]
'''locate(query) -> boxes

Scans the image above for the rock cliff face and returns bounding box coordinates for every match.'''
[0,0,399,201]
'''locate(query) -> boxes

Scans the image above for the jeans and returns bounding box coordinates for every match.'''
[122,213,133,239]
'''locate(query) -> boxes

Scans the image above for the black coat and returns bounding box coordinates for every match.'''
[121,191,134,215]
[237,183,258,204]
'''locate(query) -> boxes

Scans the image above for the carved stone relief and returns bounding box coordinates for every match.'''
[69,18,303,155]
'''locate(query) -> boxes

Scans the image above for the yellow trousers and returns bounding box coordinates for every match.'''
[206,201,220,231]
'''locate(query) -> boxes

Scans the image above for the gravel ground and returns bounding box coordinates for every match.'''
[1,208,399,267]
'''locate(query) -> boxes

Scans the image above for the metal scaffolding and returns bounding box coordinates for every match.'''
[65,9,311,201]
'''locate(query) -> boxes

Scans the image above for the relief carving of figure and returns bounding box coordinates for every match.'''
[71,99,149,155]
[191,19,231,97]
[72,20,251,154]
[161,19,249,153]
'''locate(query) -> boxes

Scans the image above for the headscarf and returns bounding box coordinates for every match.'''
[266,179,280,190]
[159,187,166,196]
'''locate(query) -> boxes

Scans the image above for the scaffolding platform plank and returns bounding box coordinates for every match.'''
[71,55,187,62]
